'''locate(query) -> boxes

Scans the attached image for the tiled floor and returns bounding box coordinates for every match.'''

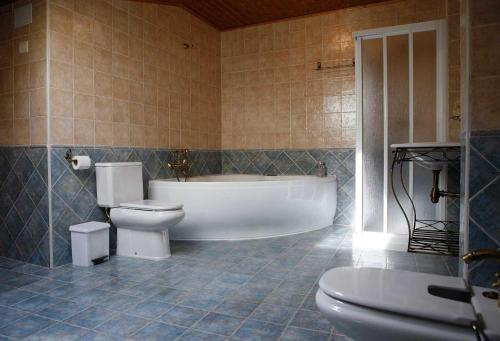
[0,226,458,340]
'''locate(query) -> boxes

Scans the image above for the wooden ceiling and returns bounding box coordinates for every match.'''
[152,0,390,30]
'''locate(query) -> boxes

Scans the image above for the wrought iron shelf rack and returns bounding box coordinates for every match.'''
[391,145,461,256]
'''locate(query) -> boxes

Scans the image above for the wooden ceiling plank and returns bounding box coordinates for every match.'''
[136,0,391,30]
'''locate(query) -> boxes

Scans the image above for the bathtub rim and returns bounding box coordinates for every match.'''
[149,174,337,186]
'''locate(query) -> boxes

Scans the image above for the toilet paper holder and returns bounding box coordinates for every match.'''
[64,148,74,162]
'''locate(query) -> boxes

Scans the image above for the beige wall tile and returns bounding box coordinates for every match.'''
[14,92,29,118]
[30,88,47,116]
[95,121,113,145]
[13,118,30,144]
[51,88,73,117]
[74,93,94,119]
[31,116,47,145]
[51,61,73,90]
[29,61,46,89]
[75,118,94,144]
[50,4,73,34]
[112,122,129,146]
[51,117,73,144]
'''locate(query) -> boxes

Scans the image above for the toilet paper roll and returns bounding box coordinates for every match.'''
[72,155,91,170]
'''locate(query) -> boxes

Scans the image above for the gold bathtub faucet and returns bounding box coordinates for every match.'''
[168,149,190,180]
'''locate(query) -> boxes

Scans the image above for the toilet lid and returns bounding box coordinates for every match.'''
[319,267,476,327]
[120,200,183,211]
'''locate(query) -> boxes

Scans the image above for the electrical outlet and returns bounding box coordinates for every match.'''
[18,40,29,54]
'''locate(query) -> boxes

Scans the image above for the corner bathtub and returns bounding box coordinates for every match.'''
[148,175,337,240]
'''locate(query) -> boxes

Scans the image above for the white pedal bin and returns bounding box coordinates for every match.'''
[69,221,110,267]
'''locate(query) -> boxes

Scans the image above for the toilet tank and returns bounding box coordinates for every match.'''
[95,162,143,207]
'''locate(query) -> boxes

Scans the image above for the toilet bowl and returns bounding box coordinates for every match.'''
[111,200,185,260]
[316,267,500,341]
[95,162,185,261]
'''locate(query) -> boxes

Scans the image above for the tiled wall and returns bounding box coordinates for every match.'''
[0,146,50,266]
[0,1,47,145]
[50,146,221,266]
[48,0,221,149]
[462,0,500,287]
[469,0,500,131]
[467,132,500,286]
[222,148,355,225]
[220,0,460,149]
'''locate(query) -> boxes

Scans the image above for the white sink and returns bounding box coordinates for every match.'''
[390,142,460,170]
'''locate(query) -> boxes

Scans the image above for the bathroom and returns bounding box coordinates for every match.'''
[0,0,498,339]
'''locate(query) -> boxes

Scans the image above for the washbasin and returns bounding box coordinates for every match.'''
[391,142,460,170]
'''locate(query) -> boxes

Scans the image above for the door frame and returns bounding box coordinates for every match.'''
[353,20,448,234]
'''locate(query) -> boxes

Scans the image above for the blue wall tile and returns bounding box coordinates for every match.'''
[0,147,49,267]
[468,132,500,287]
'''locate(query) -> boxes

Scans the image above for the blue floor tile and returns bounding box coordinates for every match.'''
[280,326,330,341]
[131,321,185,340]
[158,306,207,327]
[0,306,27,328]
[250,303,296,325]
[0,314,54,339]
[177,329,226,341]
[215,297,260,318]
[64,306,116,329]
[19,278,66,294]
[94,313,149,337]
[24,322,89,340]
[97,293,142,311]
[289,309,332,333]
[233,319,285,341]
[193,312,243,336]
[13,294,65,313]
[75,331,122,341]
[150,288,190,304]
[37,301,89,321]
[0,287,36,306]
[126,300,175,319]
[180,291,226,310]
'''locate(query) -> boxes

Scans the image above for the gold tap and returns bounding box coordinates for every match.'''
[463,249,500,302]
[462,249,500,264]
[167,149,190,181]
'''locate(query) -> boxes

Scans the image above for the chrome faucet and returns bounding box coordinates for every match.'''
[316,161,327,177]
[167,149,190,181]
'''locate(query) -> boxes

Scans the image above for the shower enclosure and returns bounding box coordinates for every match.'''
[354,21,449,234]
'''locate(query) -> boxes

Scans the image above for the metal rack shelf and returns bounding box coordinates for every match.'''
[391,145,461,256]
[409,220,459,255]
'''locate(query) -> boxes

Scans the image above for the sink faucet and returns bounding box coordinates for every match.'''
[316,161,327,177]
[168,149,190,181]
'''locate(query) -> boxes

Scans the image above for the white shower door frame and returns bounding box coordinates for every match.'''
[354,20,448,234]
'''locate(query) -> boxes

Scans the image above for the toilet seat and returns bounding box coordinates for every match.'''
[318,267,476,327]
[120,199,183,211]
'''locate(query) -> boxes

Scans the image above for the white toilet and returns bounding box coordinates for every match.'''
[316,267,500,341]
[95,162,185,260]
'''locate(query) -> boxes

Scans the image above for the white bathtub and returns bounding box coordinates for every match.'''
[148,175,337,240]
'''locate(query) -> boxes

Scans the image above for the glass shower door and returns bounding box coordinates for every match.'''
[355,21,447,234]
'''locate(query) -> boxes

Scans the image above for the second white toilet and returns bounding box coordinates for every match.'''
[95,162,184,260]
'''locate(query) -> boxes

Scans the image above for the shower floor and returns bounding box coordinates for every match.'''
[0,225,457,340]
